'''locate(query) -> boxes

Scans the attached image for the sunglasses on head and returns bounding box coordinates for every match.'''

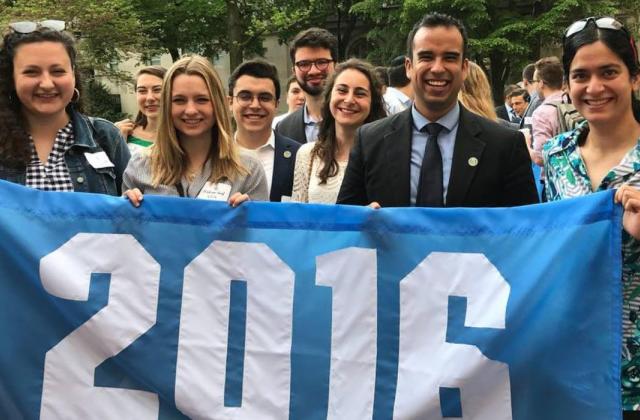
[564,16,639,66]
[9,20,65,34]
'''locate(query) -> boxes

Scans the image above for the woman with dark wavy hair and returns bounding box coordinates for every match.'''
[0,21,129,195]
[542,17,640,414]
[291,58,386,203]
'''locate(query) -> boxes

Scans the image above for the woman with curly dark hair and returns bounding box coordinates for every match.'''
[291,59,386,203]
[0,21,129,195]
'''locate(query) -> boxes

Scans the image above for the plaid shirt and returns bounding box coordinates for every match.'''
[25,122,74,191]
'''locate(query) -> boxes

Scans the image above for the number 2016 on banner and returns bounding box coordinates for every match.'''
[38,233,512,419]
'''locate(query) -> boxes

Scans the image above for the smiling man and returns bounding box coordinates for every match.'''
[338,13,538,208]
[228,59,300,202]
[275,28,337,143]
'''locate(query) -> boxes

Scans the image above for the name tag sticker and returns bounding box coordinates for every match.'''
[84,151,115,169]
[198,182,231,201]
[524,117,533,125]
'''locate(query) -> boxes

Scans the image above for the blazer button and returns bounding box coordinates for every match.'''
[77,176,85,184]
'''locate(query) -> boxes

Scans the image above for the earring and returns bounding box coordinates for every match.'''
[71,88,80,103]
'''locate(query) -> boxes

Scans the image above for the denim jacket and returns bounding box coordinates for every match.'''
[0,108,130,196]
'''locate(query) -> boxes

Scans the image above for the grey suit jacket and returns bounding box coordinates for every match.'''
[274,107,306,144]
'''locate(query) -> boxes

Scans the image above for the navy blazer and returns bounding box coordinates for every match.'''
[337,105,539,208]
[274,107,307,144]
[270,132,301,202]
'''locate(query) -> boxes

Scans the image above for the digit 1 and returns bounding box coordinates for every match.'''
[316,247,378,419]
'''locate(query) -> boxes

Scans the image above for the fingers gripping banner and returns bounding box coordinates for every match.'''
[0,180,622,419]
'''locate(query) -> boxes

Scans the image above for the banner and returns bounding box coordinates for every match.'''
[0,180,622,419]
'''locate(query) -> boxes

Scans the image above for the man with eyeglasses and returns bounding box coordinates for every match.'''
[275,28,338,144]
[519,63,544,132]
[228,59,300,202]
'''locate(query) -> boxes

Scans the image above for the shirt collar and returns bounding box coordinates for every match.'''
[411,102,460,132]
[234,130,275,151]
[303,103,320,125]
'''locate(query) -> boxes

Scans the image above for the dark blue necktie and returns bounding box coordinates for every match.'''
[416,123,444,207]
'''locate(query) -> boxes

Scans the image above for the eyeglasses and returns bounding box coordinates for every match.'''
[233,91,276,105]
[9,20,66,34]
[564,17,638,64]
[294,59,334,72]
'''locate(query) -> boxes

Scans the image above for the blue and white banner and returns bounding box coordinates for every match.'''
[0,180,622,419]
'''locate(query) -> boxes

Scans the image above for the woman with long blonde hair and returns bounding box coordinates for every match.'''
[123,55,267,206]
[458,61,498,121]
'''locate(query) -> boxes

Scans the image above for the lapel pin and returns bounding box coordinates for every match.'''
[284,150,292,159]
[468,157,478,167]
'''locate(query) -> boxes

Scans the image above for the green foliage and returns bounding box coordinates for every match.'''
[1,0,150,81]
[82,79,127,122]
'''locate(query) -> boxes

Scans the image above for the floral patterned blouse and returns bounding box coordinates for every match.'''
[544,122,640,410]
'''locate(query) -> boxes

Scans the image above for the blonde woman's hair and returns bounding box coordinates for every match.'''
[458,61,498,121]
[150,55,246,187]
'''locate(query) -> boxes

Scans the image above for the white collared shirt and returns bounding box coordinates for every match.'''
[238,131,275,194]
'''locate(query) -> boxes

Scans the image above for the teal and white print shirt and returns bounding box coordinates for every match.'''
[544,122,640,410]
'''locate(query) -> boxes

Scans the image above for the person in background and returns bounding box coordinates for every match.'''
[520,62,544,131]
[272,75,305,129]
[0,21,129,195]
[292,59,386,203]
[495,84,519,122]
[123,55,267,206]
[383,55,413,115]
[115,66,166,153]
[275,27,338,143]
[228,59,300,202]
[374,66,389,95]
[509,88,529,122]
[542,17,640,416]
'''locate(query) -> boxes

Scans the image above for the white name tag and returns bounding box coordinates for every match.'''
[281,195,292,203]
[84,151,115,169]
[524,117,533,126]
[197,182,231,201]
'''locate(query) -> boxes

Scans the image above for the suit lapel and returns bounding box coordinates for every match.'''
[384,109,413,205]
[447,107,486,206]
[271,134,294,202]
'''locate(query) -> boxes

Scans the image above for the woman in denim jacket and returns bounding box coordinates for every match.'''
[0,22,129,195]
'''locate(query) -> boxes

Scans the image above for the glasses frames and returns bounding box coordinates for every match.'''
[233,91,276,106]
[9,20,66,34]
[294,59,334,72]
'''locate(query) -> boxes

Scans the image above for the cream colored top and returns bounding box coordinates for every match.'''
[291,142,347,204]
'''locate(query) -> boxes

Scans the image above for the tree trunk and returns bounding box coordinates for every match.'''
[489,52,507,106]
[227,0,243,71]
[169,48,180,62]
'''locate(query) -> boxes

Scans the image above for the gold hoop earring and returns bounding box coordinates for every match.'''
[71,88,80,103]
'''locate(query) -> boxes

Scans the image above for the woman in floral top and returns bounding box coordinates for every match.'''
[543,17,640,415]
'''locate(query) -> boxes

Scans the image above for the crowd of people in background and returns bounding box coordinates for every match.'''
[1,12,640,416]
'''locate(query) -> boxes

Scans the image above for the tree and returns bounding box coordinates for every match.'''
[352,0,638,103]
[1,0,150,80]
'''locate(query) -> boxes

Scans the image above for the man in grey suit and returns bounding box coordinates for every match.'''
[337,13,538,208]
[274,28,337,144]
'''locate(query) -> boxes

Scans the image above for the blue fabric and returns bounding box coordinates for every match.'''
[0,180,622,419]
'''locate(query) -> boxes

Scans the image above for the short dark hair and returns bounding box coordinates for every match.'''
[374,66,389,87]
[388,61,410,88]
[535,56,563,90]
[509,88,529,101]
[522,63,536,83]
[289,28,338,63]
[406,13,468,60]
[285,75,298,91]
[503,84,519,99]
[228,59,280,100]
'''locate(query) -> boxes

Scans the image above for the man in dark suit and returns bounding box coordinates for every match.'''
[275,28,338,144]
[337,13,538,208]
[495,84,519,123]
[229,59,300,202]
